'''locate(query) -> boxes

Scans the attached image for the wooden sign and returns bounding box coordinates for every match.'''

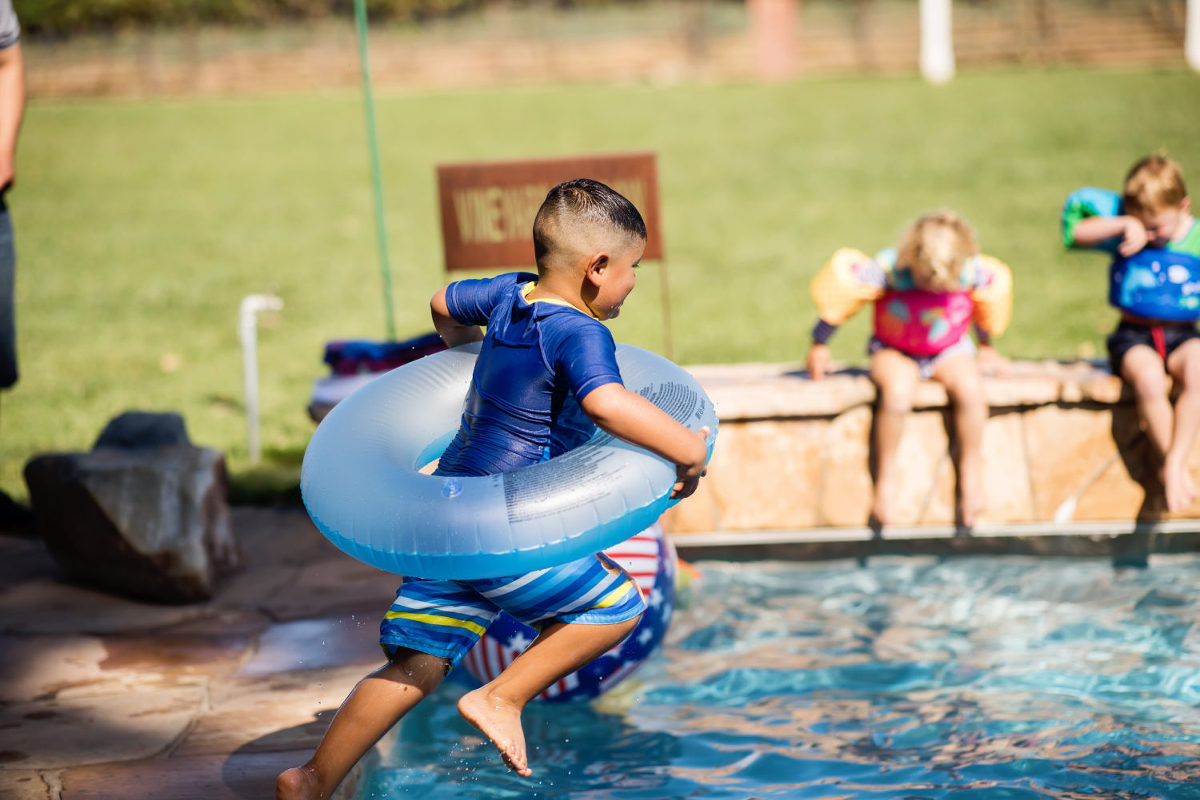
[436,152,663,272]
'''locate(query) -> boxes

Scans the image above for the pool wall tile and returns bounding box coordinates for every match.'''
[704,419,824,529]
[816,405,874,527]
[980,411,1036,523]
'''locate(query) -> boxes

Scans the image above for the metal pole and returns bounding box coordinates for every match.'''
[239,294,283,462]
[1188,0,1200,72]
[354,0,397,340]
[919,0,955,84]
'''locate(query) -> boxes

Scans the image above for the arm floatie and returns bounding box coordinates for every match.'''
[809,248,886,326]
[969,255,1013,338]
[1062,187,1122,251]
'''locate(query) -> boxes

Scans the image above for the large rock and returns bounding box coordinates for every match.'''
[93,410,192,450]
[23,413,238,604]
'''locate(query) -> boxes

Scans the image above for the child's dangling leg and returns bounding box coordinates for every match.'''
[1121,345,1176,511]
[1164,339,1200,512]
[934,353,987,529]
[869,348,920,528]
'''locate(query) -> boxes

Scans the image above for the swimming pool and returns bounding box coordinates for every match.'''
[359,554,1200,799]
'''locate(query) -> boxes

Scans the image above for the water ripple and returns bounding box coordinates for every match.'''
[363,555,1200,799]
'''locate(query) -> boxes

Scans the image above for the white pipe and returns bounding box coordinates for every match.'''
[1188,0,1200,72]
[919,0,955,84]
[239,294,283,462]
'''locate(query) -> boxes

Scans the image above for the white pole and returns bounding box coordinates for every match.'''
[919,0,955,84]
[1188,0,1200,72]
[239,294,283,463]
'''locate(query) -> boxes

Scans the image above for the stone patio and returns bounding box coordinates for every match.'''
[0,506,390,800]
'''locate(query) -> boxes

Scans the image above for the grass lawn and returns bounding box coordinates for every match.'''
[4,65,1199,503]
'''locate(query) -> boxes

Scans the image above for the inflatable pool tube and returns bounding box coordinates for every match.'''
[301,342,717,580]
[459,522,676,702]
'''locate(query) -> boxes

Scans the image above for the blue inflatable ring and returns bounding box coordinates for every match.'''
[301,342,718,580]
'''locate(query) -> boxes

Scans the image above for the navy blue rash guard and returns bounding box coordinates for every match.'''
[436,272,624,477]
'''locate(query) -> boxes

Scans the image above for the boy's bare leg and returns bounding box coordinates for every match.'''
[1164,339,1200,511]
[277,649,448,800]
[934,353,987,528]
[1122,345,1174,458]
[1121,345,1175,512]
[868,348,920,527]
[458,614,640,777]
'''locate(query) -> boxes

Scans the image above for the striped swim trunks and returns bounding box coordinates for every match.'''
[379,553,646,665]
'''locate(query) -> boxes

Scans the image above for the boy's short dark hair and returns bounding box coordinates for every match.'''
[533,178,647,266]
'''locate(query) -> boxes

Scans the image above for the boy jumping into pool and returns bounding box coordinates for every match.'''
[804,210,1012,531]
[277,178,709,799]
[1062,154,1200,512]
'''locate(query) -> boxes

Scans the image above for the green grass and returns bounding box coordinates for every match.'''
[4,65,1199,504]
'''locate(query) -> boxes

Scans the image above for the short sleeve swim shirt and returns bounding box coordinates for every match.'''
[436,272,624,477]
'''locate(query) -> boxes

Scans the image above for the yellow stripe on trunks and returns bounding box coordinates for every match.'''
[593,580,637,609]
[384,611,488,638]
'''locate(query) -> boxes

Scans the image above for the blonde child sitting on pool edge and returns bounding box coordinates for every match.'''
[805,210,1013,531]
[1062,154,1200,512]
[277,179,709,799]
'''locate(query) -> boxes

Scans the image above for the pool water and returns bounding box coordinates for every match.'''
[359,554,1200,799]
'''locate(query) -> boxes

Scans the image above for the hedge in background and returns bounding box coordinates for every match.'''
[14,0,520,36]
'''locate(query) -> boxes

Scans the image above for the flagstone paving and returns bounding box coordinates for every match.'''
[0,506,392,800]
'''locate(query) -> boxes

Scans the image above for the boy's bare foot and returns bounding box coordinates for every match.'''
[956,454,985,529]
[867,513,884,539]
[276,765,323,800]
[869,492,892,533]
[458,687,532,777]
[958,485,984,529]
[1162,458,1197,512]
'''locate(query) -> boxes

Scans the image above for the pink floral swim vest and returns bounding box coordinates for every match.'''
[872,251,975,357]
